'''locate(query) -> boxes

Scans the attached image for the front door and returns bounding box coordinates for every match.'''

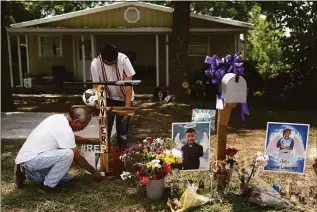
[76,37,92,81]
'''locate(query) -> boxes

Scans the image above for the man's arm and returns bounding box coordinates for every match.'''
[124,76,133,107]
[72,148,102,182]
[123,56,135,107]
[276,139,282,148]
[75,135,100,145]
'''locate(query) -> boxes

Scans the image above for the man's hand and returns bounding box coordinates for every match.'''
[92,170,102,182]
[281,144,285,149]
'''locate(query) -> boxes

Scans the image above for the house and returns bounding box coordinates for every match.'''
[5,1,251,89]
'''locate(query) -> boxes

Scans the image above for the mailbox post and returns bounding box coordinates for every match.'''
[217,73,247,160]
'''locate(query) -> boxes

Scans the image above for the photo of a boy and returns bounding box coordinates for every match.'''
[276,128,294,153]
[181,128,203,170]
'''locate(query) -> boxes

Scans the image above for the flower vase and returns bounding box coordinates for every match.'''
[146,178,165,200]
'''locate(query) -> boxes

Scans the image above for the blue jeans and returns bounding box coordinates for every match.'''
[107,98,132,146]
[21,148,74,188]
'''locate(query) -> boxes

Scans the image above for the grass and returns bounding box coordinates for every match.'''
[1,95,317,211]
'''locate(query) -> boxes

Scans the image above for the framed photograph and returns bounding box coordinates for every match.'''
[172,122,210,171]
[191,109,216,134]
[264,122,310,174]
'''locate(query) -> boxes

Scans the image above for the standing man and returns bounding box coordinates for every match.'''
[90,44,136,173]
[14,108,102,194]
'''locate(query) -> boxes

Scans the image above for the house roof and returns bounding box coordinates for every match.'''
[9,1,252,28]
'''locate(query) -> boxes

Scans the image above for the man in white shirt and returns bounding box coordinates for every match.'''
[90,44,136,175]
[14,108,102,194]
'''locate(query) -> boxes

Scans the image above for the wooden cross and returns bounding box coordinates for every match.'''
[67,80,141,176]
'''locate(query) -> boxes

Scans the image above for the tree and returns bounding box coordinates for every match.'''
[2,1,15,111]
[169,1,191,100]
[246,5,284,79]
[190,1,255,22]
[260,1,317,100]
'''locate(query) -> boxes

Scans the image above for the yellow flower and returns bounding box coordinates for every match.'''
[164,156,175,165]
[156,154,165,160]
[146,162,153,168]
[176,158,182,164]
[182,81,189,89]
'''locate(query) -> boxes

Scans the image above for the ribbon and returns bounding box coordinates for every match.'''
[205,53,249,126]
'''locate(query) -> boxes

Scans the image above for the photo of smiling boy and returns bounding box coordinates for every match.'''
[181,128,203,170]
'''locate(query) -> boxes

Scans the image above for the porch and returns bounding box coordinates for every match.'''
[5,1,250,90]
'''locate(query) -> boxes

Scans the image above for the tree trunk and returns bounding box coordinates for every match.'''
[1,1,15,112]
[169,1,191,101]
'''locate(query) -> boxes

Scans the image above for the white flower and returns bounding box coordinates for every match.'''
[120,171,131,180]
[172,148,183,159]
[152,159,161,164]
[164,150,171,155]
[256,155,265,162]
[155,138,164,144]
[152,163,161,169]
[263,155,269,161]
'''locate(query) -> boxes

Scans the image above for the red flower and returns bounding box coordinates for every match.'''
[225,147,238,157]
[146,137,154,143]
[151,175,157,180]
[163,163,171,174]
[140,177,150,185]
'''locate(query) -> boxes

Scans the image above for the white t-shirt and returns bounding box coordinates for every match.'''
[15,114,76,164]
[90,53,136,101]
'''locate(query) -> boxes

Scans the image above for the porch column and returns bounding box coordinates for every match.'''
[165,34,169,87]
[25,35,30,75]
[81,35,86,83]
[17,35,23,86]
[243,33,247,59]
[234,33,239,53]
[72,36,76,79]
[91,34,95,59]
[156,34,159,87]
[7,34,14,87]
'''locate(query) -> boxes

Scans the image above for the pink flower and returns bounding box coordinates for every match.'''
[136,171,141,179]
[140,177,150,185]
[163,163,171,174]
[156,147,164,154]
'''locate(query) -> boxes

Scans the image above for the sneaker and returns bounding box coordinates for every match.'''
[14,163,26,189]
[37,182,67,194]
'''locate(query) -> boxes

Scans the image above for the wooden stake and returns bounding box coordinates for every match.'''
[216,103,236,160]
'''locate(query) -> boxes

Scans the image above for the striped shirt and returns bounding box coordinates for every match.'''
[90,53,135,101]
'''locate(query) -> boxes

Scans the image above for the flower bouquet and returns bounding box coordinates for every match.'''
[239,151,269,194]
[120,137,183,199]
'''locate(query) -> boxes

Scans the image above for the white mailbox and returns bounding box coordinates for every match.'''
[221,73,247,103]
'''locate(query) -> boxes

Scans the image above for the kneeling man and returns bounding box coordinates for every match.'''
[14,108,102,194]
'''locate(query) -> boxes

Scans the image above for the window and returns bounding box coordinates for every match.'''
[188,45,208,56]
[188,35,209,56]
[38,36,62,57]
